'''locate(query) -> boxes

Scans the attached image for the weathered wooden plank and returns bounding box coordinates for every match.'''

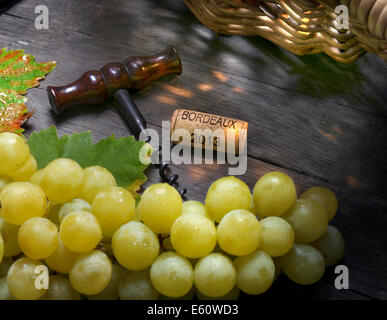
[5,0,387,114]
[0,22,385,198]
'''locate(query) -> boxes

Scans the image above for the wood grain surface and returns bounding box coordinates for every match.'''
[1,0,386,299]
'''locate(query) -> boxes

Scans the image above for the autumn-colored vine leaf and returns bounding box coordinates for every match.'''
[0,48,56,134]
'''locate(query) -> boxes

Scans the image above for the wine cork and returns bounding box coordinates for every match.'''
[170,109,248,154]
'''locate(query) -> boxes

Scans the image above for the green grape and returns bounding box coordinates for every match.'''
[170,214,216,259]
[0,257,13,277]
[40,158,85,204]
[253,171,297,217]
[311,225,345,266]
[112,221,159,271]
[197,285,239,300]
[69,250,112,295]
[0,176,11,192]
[8,155,37,182]
[0,182,47,225]
[150,252,193,298]
[60,211,102,253]
[283,199,328,243]
[119,269,159,300]
[300,186,338,221]
[205,176,251,223]
[88,263,126,300]
[79,166,116,204]
[45,237,79,274]
[92,186,135,238]
[0,133,30,175]
[234,249,275,295]
[18,217,59,259]
[273,257,282,281]
[161,235,174,252]
[139,183,183,234]
[217,209,262,256]
[41,275,81,300]
[0,233,3,264]
[0,217,21,256]
[160,285,195,300]
[0,277,15,300]
[182,201,213,221]
[7,257,47,300]
[46,203,61,225]
[194,253,236,298]
[58,198,92,224]
[259,217,294,257]
[29,169,45,187]
[280,244,325,285]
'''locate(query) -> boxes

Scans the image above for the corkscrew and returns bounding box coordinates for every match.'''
[47,46,187,198]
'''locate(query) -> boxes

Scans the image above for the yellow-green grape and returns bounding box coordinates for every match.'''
[92,186,135,238]
[45,237,79,274]
[300,186,338,221]
[311,225,345,266]
[119,269,159,300]
[29,169,45,187]
[58,198,92,224]
[217,209,262,256]
[88,263,126,300]
[197,285,239,300]
[182,201,213,221]
[234,249,275,295]
[7,155,37,182]
[150,252,193,298]
[205,176,251,223]
[259,217,294,257]
[0,133,30,175]
[280,244,325,285]
[283,199,328,243]
[0,277,15,300]
[161,235,174,252]
[18,217,59,259]
[60,211,102,253]
[79,166,116,204]
[0,233,3,264]
[249,196,264,220]
[46,204,61,225]
[160,285,195,300]
[0,176,11,192]
[0,257,13,277]
[194,253,236,298]
[112,221,159,271]
[41,275,81,300]
[7,257,47,300]
[0,217,21,256]
[273,257,282,281]
[170,214,217,259]
[40,158,85,204]
[253,171,297,218]
[69,250,112,295]
[0,182,46,225]
[139,183,183,234]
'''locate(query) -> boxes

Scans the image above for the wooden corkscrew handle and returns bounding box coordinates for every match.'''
[47,46,182,114]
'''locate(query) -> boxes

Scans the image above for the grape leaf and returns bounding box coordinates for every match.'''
[0,48,56,134]
[27,126,150,192]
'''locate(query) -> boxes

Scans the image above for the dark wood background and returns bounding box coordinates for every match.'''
[1,0,386,300]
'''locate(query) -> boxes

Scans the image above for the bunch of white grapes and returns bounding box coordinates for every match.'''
[0,132,345,300]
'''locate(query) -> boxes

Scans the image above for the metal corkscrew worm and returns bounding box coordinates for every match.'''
[47,46,187,198]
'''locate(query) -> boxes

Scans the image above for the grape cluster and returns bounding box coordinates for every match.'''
[0,132,345,300]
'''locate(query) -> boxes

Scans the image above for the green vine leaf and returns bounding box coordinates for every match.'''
[27,126,151,193]
[0,48,56,134]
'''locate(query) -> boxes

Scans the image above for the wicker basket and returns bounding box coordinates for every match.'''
[184,0,387,63]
